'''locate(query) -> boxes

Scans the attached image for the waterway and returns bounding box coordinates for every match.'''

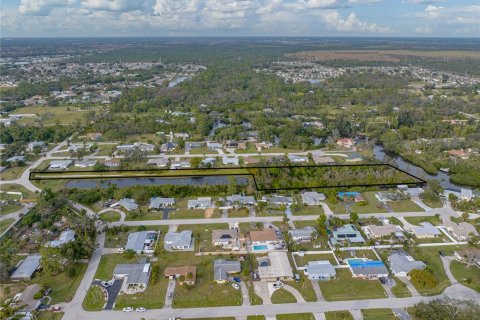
[65,175,248,189]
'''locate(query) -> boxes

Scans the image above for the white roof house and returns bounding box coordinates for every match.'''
[226,194,256,206]
[460,188,474,201]
[164,230,193,250]
[125,231,158,254]
[187,197,212,209]
[222,156,239,166]
[443,220,479,241]
[258,252,293,282]
[74,159,97,168]
[149,197,175,210]
[388,253,426,277]
[304,261,336,280]
[287,154,308,163]
[113,263,151,293]
[48,230,75,248]
[411,222,441,239]
[10,255,41,280]
[301,191,326,205]
[147,158,169,167]
[289,227,315,242]
[49,160,73,170]
[111,198,139,212]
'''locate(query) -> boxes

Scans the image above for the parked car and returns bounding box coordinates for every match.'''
[136,307,146,312]
[232,283,240,290]
[168,292,173,299]
[294,274,300,282]
[273,281,284,289]
[379,277,387,284]
[233,277,241,283]
[101,281,111,288]
[118,247,125,253]
[123,307,133,312]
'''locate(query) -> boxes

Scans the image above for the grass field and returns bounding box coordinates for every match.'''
[34,263,88,304]
[99,211,121,222]
[325,311,353,320]
[1,166,26,180]
[82,285,105,311]
[404,216,442,226]
[11,105,97,126]
[104,225,167,248]
[450,260,480,292]
[387,200,424,212]
[0,218,15,233]
[391,277,412,298]
[228,207,250,218]
[0,203,23,216]
[0,184,38,200]
[37,311,65,320]
[318,269,386,301]
[277,313,315,320]
[271,288,297,304]
[293,253,338,267]
[361,309,397,320]
[288,279,317,302]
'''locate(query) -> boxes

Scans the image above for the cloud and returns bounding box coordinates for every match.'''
[19,0,76,15]
[318,10,394,32]
[81,0,149,12]
[407,0,445,4]
[411,4,480,25]
[414,26,432,33]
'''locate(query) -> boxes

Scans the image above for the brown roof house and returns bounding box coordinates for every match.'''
[250,228,279,245]
[164,266,197,285]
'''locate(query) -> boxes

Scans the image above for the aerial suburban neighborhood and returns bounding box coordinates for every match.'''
[1,30,480,320]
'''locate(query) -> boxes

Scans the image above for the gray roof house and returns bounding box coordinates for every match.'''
[411,222,441,239]
[74,159,97,168]
[49,159,73,170]
[164,230,193,251]
[48,229,75,248]
[125,231,158,254]
[262,195,293,206]
[301,191,326,205]
[149,197,175,211]
[287,154,308,163]
[330,224,365,246]
[147,158,169,167]
[304,261,336,280]
[214,259,241,283]
[388,253,426,277]
[6,156,26,163]
[226,194,256,206]
[113,263,151,294]
[289,227,316,243]
[10,255,41,280]
[111,198,138,212]
[187,197,212,209]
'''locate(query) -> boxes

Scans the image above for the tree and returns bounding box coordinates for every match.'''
[40,246,63,276]
[409,268,436,289]
[190,157,202,168]
[123,249,136,259]
[461,212,469,221]
[350,211,359,224]
[413,298,480,320]
[315,214,327,236]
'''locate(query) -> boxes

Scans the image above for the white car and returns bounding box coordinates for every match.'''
[136,307,146,312]
[273,281,284,289]
[231,283,240,290]
[123,307,133,312]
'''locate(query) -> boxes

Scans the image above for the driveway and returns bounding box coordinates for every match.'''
[396,277,420,297]
[162,208,174,220]
[92,279,123,310]
[283,284,306,302]
[239,281,251,306]
[164,279,176,308]
[310,280,324,301]
[253,282,271,304]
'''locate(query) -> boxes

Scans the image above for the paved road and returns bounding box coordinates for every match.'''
[0,204,32,238]
[164,280,176,308]
[283,284,306,302]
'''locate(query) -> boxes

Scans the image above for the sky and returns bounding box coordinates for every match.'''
[1,0,479,37]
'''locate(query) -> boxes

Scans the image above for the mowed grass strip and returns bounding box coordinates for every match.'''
[450,260,480,292]
[277,313,315,320]
[318,269,386,301]
[271,288,297,304]
[82,285,105,311]
[325,311,353,320]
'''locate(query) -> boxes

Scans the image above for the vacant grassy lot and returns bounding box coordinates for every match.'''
[228,207,250,218]
[325,311,353,320]
[277,313,315,320]
[0,218,15,233]
[0,184,38,200]
[361,309,397,320]
[336,249,378,261]
[0,203,23,216]
[82,285,105,311]
[1,166,25,180]
[328,192,387,214]
[33,263,88,304]
[450,260,480,292]
[115,274,168,310]
[404,215,442,226]
[37,311,65,320]
[271,288,297,304]
[391,277,411,298]
[318,269,386,301]
[387,200,424,212]
[11,105,96,126]
[288,279,317,302]
[294,253,338,267]
[99,211,121,222]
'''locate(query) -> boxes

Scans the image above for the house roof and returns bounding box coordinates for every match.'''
[187,197,212,208]
[212,229,239,242]
[388,254,426,275]
[364,225,400,238]
[258,252,293,279]
[49,229,75,248]
[149,197,175,209]
[250,228,277,242]
[289,227,315,239]
[113,198,138,211]
[305,261,336,276]
[50,160,73,167]
[301,191,326,205]
[147,158,169,165]
[412,222,441,236]
[164,266,196,283]
[226,194,256,204]
[214,259,241,282]
[11,255,41,279]
[126,231,158,252]
[165,230,192,248]
[444,220,478,238]
[114,263,151,285]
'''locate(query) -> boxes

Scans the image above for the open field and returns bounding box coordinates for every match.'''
[293,253,338,267]
[82,285,105,311]
[0,218,15,233]
[289,50,480,62]
[271,288,296,304]
[10,105,98,126]
[0,203,23,216]
[450,260,480,292]
[325,311,353,320]
[361,308,397,320]
[404,215,442,226]
[0,184,38,200]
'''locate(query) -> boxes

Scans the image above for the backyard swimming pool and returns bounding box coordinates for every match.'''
[253,245,269,251]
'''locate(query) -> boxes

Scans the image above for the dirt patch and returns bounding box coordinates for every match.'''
[204,208,214,218]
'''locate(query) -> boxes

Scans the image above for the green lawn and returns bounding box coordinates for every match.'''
[361,309,397,320]
[177,223,229,253]
[328,192,388,214]
[228,207,250,218]
[422,198,444,208]
[271,288,297,304]
[288,279,317,302]
[245,281,263,305]
[450,260,480,292]
[12,105,95,126]
[115,275,168,310]
[0,184,38,200]
[104,225,167,248]
[336,249,378,261]
[1,166,25,180]
[34,263,88,304]
[82,285,105,311]
[0,218,15,233]
[318,269,386,301]
[387,200,424,212]
[124,209,165,221]
[277,313,315,320]
[0,203,23,215]
[99,211,121,222]
[325,311,353,320]
[37,311,64,320]
[404,216,442,226]
[391,277,412,298]
[293,253,338,267]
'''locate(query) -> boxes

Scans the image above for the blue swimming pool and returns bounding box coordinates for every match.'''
[253,245,268,251]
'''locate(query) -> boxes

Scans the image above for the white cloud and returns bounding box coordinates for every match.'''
[19,0,77,15]
[407,0,445,4]
[81,0,148,12]
[318,10,393,32]
[411,4,480,25]
[414,26,432,33]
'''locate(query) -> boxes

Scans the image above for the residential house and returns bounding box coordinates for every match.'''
[160,142,176,152]
[74,159,97,168]
[214,259,241,283]
[147,158,169,167]
[201,157,216,167]
[330,224,365,246]
[104,159,120,168]
[237,142,247,150]
[6,155,25,163]
[304,261,336,280]
[258,252,293,282]
[388,253,426,277]
[261,195,293,206]
[411,222,441,239]
[164,266,197,285]
[117,143,154,153]
[460,188,474,201]
[187,197,212,209]
[301,191,326,205]
[454,249,480,267]
[226,194,256,206]
[443,220,479,241]
[125,231,158,254]
[49,160,73,170]
[250,228,279,245]
[110,198,138,212]
[10,255,41,281]
[312,156,335,165]
[48,230,75,248]
[448,149,469,160]
[287,154,308,163]
[362,225,403,240]
[207,142,223,150]
[171,160,191,169]
[255,142,272,151]
[212,229,240,250]
[347,259,389,279]
[149,197,175,211]
[243,156,260,165]
[164,230,193,250]
[113,262,151,294]
[225,140,238,148]
[222,156,239,166]
[336,138,355,149]
[27,141,45,152]
[289,227,315,243]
